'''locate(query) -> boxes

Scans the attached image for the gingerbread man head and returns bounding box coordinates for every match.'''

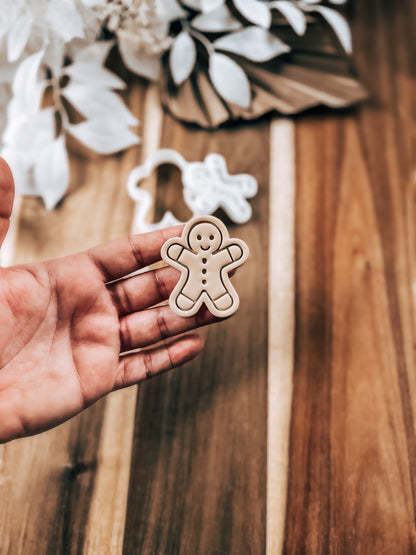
[187,221,223,254]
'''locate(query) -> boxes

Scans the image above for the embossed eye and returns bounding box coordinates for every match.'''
[197,234,201,240]
[209,235,214,240]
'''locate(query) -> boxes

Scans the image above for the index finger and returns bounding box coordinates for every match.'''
[87,225,184,282]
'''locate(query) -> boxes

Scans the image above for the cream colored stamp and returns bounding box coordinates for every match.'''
[161,215,249,318]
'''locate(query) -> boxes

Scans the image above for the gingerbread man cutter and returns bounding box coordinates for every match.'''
[161,216,249,318]
[127,149,258,233]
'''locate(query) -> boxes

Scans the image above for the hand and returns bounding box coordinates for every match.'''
[0,159,216,443]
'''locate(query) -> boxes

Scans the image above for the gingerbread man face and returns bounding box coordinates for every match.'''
[188,222,223,253]
[161,216,249,318]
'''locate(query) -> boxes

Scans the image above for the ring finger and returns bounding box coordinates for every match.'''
[109,265,180,316]
[119,303,218,353]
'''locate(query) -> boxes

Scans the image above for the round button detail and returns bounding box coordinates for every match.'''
[202,269,207,274]
[202,279,207,285]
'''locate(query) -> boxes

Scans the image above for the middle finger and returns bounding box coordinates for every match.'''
[119,304,218,353]
[109,265,180,315]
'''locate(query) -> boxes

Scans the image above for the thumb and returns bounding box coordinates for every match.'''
[0,158,15,249]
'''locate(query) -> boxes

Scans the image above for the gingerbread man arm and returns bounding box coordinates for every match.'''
[163,241,197,271]
[166,242,185,262]
[162,241,186,272]
[226,243,245,263]
[214,240,248,270]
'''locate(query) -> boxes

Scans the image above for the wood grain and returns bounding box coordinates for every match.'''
[123,117,269,554]
[284,0,416,551]
[1,0,415,551]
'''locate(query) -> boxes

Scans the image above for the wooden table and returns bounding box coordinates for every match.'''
[1,1,415,553]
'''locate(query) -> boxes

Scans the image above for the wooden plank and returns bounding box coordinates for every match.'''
[123,117,269,553]
[81,388,136,554]
[83,84,164,555]
[267,119,296,555]
[284,0,416,550]
[0,81,147,554]
[131,85,165,234]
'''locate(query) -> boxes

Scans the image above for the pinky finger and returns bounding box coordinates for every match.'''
[114,334,204,390]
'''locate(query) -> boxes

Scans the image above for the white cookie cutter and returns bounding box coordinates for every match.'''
[127,149,258,233]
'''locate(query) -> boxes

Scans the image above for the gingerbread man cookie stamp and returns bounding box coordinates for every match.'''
[161,216,249,318]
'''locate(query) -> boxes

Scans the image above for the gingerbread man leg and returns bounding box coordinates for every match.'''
[212,291,234,311]
[175,292,196,312]
[173,277,203,313]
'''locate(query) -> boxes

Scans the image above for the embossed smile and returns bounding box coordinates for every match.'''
[201,246,210,250]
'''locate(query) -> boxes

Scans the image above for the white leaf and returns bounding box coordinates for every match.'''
[1,147,31,197]
[181,0,202,9]
[3,107,55,165]
[0,4,19,42]
[63,83,138,125]
[46,0,85,42]
[12,51,46,113]
[201,0,225,12]
[0,85,10,135]
[233,0,271,28]
[159,0,188,21]
[34,136,70,209]
[170,32,197,86]
[0,62,19,83]
[118,31,162,81]
[214,27,290,62]
[67,118,139,154]
[193,5,242,32]
[270,1,307,35]
[80,0,107,6]
[65,62,126,89]
[43,37,66,75]
[74,41,114,65]
[314,6,352,53]
[7,13,34,62]
[209,53,250,108]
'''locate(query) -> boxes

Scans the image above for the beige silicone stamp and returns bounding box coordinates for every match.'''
[161,216,249,318]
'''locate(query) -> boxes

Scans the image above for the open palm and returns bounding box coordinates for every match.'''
[0,159,213,443]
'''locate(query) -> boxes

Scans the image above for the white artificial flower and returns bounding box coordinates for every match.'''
[1,51,59,206]
[114,0,185,79]
[0,0,104,64]
[0,0,356,207]
[2,42,139,209]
